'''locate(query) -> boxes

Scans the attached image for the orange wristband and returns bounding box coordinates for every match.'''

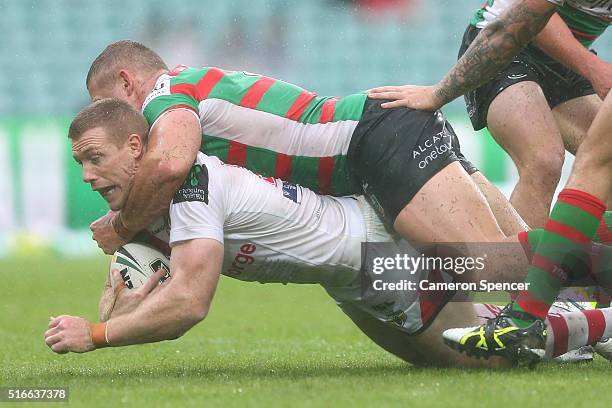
[90,322,109,348]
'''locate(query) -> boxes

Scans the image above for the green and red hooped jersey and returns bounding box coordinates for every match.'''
[142,66,368,196]
[471,0,610,47]
[556,2,611,46]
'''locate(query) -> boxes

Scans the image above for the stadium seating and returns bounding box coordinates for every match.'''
[2,0,607,116]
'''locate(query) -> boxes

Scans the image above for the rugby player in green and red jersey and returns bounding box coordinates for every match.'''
[85,41,528,278]
[368,0,612,362]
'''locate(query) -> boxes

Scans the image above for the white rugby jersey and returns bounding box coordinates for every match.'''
[165,152,367,288]
[142,153,436,334]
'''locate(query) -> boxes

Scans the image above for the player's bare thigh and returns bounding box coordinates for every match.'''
[566,91,612,202]
[552,94,601,154]
[486,81,566,227]
[339,298,510,368]
[470,171,528,236]
[487,81,563,161]
[392,162,506,243]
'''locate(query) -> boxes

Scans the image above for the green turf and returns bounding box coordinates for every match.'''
[1,256,610,408]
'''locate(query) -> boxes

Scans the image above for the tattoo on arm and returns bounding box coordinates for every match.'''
[435,1,555,105]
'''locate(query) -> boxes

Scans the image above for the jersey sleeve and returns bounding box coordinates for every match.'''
[169,157,226,246]
[545,0,563,5]
[142,74,200,126]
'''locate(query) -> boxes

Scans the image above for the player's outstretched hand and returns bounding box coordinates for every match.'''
[90,211,128,255]
[367,85,443,111]
[44,315,95,354]
[109,267,170,318]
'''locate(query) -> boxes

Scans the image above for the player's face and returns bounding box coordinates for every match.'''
[72,127,137,211]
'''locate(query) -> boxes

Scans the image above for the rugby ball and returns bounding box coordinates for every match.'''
[109,242,171,289]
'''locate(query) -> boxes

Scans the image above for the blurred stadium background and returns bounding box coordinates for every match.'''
[1,0,610,257]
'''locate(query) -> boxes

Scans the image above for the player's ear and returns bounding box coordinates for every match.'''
[118,69,135,97]
[127,133,145,158]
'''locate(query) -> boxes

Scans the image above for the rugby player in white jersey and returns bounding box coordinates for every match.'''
[44,99,612,366]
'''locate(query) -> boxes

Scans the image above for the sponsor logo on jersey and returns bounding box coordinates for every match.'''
[142,75,172,112]
[370,300,408,327]
[226,243,257,276]
[507,73,528,80]
[389,310,408,327]
[412,122,453,169]
[467,106,476,118]
[173,164,209,204]
[258,174,278,186]
[281,181,302,204]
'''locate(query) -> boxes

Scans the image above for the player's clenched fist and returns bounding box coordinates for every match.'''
[44,315,101,354]
[90,211,131,255]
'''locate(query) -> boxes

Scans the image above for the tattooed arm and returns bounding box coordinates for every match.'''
[433,0,556,106]
[368,0,557,111]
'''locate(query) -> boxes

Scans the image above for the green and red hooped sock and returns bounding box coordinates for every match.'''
[595,211,612,245]
[519,229,612,303]
[512,189,606,324]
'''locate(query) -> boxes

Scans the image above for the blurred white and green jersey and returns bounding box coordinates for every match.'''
[144,152,444,334]
[471,0,610,46]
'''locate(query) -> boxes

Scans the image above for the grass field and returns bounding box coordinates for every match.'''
[2,255,610,408]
